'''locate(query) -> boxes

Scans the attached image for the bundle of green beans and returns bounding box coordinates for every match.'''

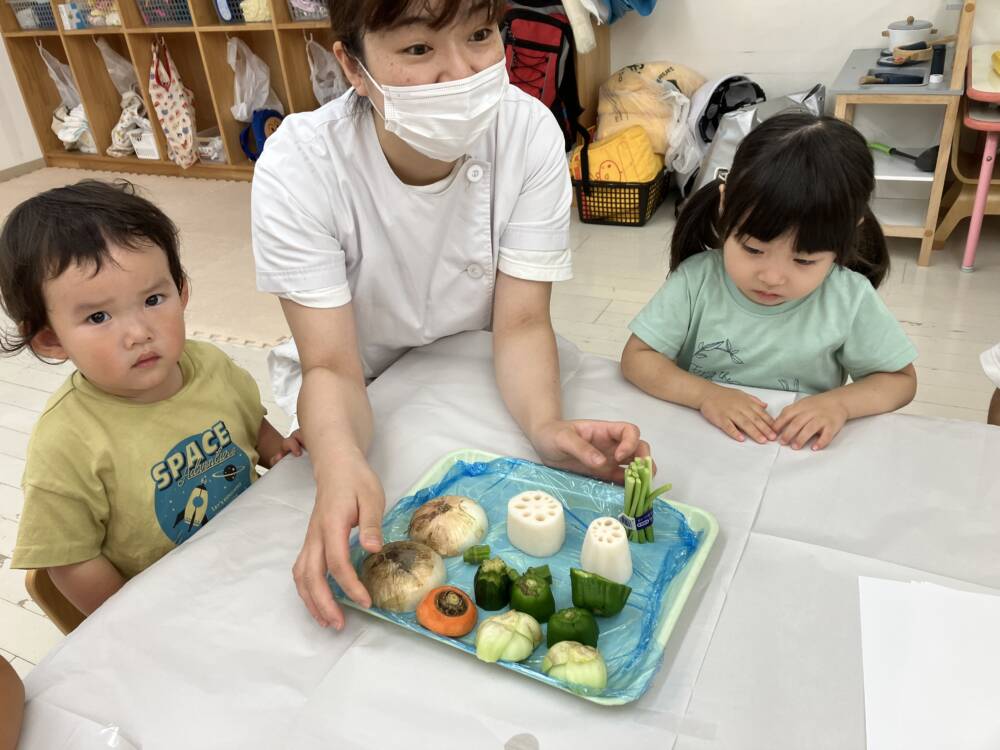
[623,457,672,543]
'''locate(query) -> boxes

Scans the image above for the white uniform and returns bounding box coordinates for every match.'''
[252,86,572,416]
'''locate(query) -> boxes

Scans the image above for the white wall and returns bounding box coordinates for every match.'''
[0,42,42,173]
[610,0,999,99]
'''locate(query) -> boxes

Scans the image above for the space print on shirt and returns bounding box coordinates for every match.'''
[150,420,253,544]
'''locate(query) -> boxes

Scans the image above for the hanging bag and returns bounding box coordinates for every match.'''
[148,39,198,168]
[96,37,149,158]
[305,37,347,106]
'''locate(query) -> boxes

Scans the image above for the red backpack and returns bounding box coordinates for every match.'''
[501,5,583,151]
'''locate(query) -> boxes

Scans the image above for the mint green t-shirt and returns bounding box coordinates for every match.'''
[628,250,917,394]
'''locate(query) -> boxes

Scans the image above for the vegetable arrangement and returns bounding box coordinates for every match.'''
[358,464,674,695]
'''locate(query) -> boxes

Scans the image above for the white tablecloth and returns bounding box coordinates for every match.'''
[17,332,1000,749]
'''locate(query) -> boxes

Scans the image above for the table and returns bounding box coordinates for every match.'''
[17,332,1000,749]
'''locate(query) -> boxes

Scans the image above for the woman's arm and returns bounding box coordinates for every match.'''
[48,556,125,615]
[773,364,917,450]
[493,272,648,483]
[279,300,385,629]
[621,334,776,443]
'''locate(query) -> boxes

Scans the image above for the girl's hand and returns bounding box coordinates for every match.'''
[699,385,777,444]
[531,419,651,484]
[292,452,386,630]
[773,393,848,450]
[268,429,305,467]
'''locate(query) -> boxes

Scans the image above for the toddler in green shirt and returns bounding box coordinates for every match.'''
[0,180,304,619]
[622,113,917,450]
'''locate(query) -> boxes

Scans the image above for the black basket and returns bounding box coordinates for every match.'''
[572,172,667,227]
[571,124,667,227]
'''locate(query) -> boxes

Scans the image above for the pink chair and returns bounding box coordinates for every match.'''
[939,46,1000,271]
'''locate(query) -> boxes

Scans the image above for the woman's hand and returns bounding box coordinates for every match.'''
[530,419,651,484]
[292,451,385,630]
[773,393,848,451]
[699,385,777,444]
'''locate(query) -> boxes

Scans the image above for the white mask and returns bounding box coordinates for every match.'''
[358,58,508,162]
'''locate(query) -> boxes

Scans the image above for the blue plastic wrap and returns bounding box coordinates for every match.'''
[333,456,702,702]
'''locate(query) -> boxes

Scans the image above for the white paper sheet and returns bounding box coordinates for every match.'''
[858,577,1000,750]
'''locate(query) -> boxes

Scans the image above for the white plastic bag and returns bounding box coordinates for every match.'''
[57,104,97,153]
[38,41,81,109]
[306,38,347,106]
[227,37,283,123]
[95,37,138,96]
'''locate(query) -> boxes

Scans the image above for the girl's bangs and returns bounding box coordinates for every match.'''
[728,156,860,255]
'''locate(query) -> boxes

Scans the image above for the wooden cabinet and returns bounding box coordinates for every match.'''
[1,2,609,181]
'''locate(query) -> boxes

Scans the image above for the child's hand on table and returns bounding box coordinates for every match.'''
[699,385,777,444]
[773,392,848,451]
[269,429,305,467]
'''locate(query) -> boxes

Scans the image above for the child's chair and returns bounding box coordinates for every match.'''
[25,569,85,635]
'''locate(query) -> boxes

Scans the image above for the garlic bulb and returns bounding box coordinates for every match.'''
[360,540,447,613]
[475,610,543,663]
[579,517,632,584]
[408,495,488,557]
[506,490,565,557]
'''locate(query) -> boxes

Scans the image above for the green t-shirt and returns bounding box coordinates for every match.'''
[628,250,917,394]
[12,340,266,578]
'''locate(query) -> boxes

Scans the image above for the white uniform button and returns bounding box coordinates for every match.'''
[466,164,484,183]
[466,263,484,279]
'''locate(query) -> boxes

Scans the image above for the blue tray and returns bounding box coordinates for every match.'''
[332,449,718,705]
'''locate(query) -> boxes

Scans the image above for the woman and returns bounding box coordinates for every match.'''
[252,0,648,628]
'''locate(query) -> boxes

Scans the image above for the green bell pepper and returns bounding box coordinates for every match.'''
[570,568,632,617]
[546,607,599,648]
[510,573,556,623]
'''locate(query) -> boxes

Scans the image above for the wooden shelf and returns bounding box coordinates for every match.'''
[124,24,194,32]
[276,21,328,30]
[1,0,611,181]
[2,29,61,37]
[198,22,274,31]
[60,26,125,35]
[872,148,936,183]
[873,197,930,234]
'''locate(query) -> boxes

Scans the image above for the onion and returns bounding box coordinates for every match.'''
[360,541,447,613]
[408,495,488,557]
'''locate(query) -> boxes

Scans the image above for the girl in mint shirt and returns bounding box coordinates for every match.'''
[622,112,917,451]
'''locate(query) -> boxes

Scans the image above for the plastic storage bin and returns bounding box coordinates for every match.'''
[135,0,191,26]
[56,0,121,28]
[6,0,57,29]
[284,0,326,21]
[572,170,668,227]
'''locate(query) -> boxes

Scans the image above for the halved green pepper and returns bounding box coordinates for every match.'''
[570,568,632,617]
[510,574,556,623]
[474,557,513,610]
[547,607,599,648]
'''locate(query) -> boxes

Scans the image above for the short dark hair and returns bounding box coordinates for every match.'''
[671,112,890,288]
[0,179,185,356]
[330,0,506,59]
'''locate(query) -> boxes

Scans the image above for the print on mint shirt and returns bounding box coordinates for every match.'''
[150,420,253,544]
